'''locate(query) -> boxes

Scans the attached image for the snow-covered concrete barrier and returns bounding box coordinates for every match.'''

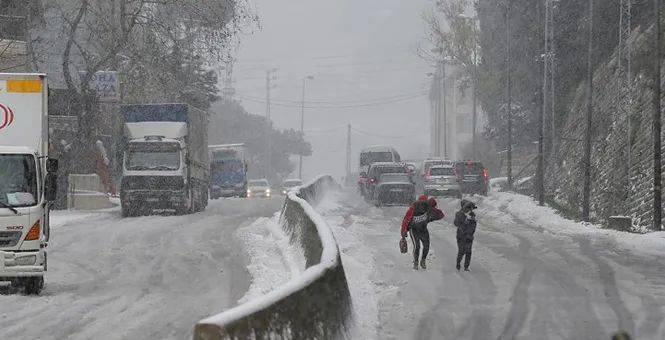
[193,175,352,340]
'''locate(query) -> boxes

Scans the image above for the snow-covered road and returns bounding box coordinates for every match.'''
[320,189,665,340]
[0,198,283,340]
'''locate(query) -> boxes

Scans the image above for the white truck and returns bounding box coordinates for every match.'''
[120,103,209,216]
[0,73,58,295]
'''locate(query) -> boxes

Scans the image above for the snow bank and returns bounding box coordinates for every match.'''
[194,175,352,340]
[236,213,305,304]
[483,191,665,258]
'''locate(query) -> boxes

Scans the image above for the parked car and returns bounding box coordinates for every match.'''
[454,161,489,195]
[365,162,409,199]
[281,178,302,195]
[373,173,415,206]
[423,165,462,199]
[247,179,272,198]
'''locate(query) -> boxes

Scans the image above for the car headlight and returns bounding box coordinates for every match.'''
[247,189,252,194]
[283,190,287,195]
[266,189,271,194]
[15,255,36,266]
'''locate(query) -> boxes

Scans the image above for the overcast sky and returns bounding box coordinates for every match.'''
[232,0,434,181]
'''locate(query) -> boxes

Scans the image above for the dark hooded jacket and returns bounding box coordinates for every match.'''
[454,201,476,242]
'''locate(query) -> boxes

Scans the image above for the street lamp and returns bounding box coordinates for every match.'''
[299,75,314,180]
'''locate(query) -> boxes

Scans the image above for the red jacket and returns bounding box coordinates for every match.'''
[401,196,444,237]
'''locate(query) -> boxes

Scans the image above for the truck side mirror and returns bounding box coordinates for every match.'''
[47,158,58,173]
[44,172,57,202]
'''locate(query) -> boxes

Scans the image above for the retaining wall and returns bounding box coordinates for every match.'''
[193,175,352,340]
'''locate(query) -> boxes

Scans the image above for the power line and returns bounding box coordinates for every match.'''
[235,91,427,109]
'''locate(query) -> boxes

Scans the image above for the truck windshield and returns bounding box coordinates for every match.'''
[212,159,243,173]
[126,143,180,171]
[0,154,38,207]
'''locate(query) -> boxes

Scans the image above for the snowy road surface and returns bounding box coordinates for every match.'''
[0,197,283,340]
[320,189,665,340]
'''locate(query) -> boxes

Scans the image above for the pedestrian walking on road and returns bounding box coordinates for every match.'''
[454,199,477,271]
[401,195,444,270]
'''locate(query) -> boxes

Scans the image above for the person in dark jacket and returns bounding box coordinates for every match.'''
[454,199,477,271]
[401,195,445,270]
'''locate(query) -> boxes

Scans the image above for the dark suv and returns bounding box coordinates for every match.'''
[454,161,489,196]
[364,162,409,199]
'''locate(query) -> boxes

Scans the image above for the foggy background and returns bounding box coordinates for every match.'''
[231,0,432,181]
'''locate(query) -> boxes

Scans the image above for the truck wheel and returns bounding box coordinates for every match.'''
[121,205,132,217]
[24,277,44,295]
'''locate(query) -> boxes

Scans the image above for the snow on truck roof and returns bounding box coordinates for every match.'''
[0,146,38,154]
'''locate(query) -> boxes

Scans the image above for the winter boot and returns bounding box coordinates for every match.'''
[413,261,419,270]
[456,263,461,271]
[420,259,427,269]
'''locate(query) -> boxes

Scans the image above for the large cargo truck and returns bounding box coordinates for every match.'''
[0,73,58,295]
[120,103,209,216]
[208,143,248,199]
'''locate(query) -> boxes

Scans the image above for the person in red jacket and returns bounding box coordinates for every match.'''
[401,195,445,270]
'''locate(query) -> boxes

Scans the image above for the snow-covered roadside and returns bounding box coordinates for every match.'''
[316,191,381,339]
[50,207,119,228]
[481,191,665,258]
[236,213,305,304]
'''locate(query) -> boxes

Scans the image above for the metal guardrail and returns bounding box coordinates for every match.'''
[193,175,352,340]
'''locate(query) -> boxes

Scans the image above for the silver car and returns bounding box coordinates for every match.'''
[423,165,462,198]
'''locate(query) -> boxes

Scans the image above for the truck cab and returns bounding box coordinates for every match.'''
[0,147,56,294]
[209,144,248,199]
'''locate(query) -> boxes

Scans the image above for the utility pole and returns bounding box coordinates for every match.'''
[619,0,633,183]
[299,75,313,180]
[506,0,513,190]
[472,32,479,160]
[582,0,594,222]
[653,0,662,230]
[265,68,277,179]
[346,124,352,180]
[221,60,235,101]
[442,60,448,159]
[536,0,546,206]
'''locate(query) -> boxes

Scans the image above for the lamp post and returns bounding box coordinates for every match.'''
[299,75,314,180]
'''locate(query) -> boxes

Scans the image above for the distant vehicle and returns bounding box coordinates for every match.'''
[454,161,489,196]
[281,179,302,195]
[120,103,209,216]
[247,179,271,198]
[209,144,247,199]
[423,165,462,199]
[420,158,454,178]
[365,162,409,199]
[358,146,401,196]
[0,73,57,295]
[373,173,415,206]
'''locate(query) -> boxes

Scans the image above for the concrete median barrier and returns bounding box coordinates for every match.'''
[194,175,352,340]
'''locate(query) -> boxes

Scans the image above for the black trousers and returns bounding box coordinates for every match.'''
[457,238,473,269]
[410,228,430,263]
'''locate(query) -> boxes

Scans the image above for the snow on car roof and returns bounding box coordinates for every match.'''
[369,162,403,167]
[360,145,394,152]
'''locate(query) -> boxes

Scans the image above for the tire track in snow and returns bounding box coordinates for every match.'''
[577,237,636,335]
